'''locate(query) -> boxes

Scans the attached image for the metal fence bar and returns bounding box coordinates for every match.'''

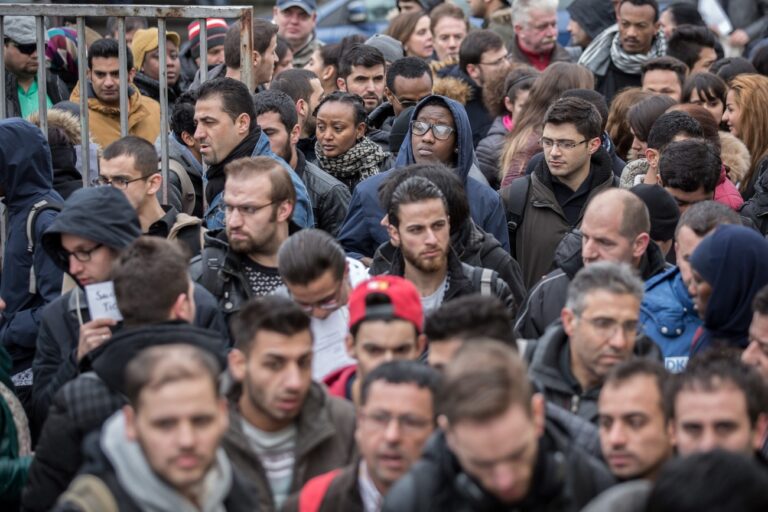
[35,15,47,140]
[158,17,169,205]
[240,11,253,92]
[0,16,5,120]
[76,16,90,186]
[117,17,128,137]
[199,18,208,85]
[0,5,254,18]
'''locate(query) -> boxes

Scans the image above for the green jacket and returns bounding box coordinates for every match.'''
[0,345,32,507]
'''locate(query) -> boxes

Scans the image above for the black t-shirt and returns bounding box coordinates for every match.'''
[241,258,283,297]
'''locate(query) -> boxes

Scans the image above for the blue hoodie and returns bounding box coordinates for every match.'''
[0,119,64,375]
[336,95,510,259]
[690,224,768,352]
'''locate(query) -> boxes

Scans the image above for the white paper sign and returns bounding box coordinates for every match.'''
[85,281,123,321]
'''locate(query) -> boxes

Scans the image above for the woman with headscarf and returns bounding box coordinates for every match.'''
[689,224,768,353]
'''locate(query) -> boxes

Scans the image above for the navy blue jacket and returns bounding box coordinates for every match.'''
[336,95,510,259]
[0,119,64,375]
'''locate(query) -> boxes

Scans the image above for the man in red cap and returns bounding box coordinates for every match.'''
[323,275,426,404]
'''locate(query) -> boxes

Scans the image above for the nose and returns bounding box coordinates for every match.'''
[384,416,402,442]
[193,123,205,141]
[420,126,435,143]
[608,324,630,350]
[176,421,195,448]
[424,227,438,245]
[283,363,303,391]
[698,428,718,452]
[68,255,84,276]
[582,238,597,261]
[607,422,628,447]
[226,207,243,228]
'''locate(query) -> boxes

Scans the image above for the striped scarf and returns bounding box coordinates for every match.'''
[579,24,667,76]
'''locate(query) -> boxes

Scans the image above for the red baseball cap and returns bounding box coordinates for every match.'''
[348,276,423,333]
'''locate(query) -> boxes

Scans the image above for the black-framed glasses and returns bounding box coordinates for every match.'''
[58,244,103,265]
[223,201,275,216]
[539,138,588,151]
[9,40,37,55]
[92,175,148,189]
[411,120,455,140]
[479,53,511,66]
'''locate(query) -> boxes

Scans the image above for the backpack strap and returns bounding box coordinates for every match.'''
[470,266,496,297]
[500,176,531,259]
[26,199,62,295]
[298,469,342,512]
[57,475,119,512]
[166,159,196,215]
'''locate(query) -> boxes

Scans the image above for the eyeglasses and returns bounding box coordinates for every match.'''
[293,281,344,313]
[479,53,511,66]
[393,94,428,110]
[59,244,103,264]
[539,138,588,151]
[361,411,432,433]
[223,201,275,216]
[580,316,639,339]
[411,120,455,140]
[92,175,148,189]
[9,40,37,55]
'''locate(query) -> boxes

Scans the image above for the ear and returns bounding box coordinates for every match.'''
[296,98,308,120]
[123,405,138,441]
[128,68,136,83]
[322,65,335,84]
[416,333,427,354]
[272,6,280,18]
[561,307,576,337]
[465,63,480,83]
[588,136,602,155]
[290,123,301,145]
[146,172,162,196]
[387,222,401,247]
[217,397,230,432]
[235,112,251,135]
[344,332,357,359]
[169,291,194,323]
[228,348,247,383]
[337,77,348,92]
[753,413,768,451]
[252,50,262,68]
[180,130,196,149]
[632,232,651,260]
[276,200,294,223]
[531,393,546,437]
[355,122,366,140]
[503,96,515,115]
[384,86,395,105]
[645,148,660,168]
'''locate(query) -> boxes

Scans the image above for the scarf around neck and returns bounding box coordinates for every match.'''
[315,137,387,184]
[204,127,262,204]
[579,24,667,76]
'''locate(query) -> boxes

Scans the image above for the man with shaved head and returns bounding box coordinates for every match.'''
[516,188,670,339]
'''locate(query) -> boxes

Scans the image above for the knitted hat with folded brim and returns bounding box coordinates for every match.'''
[130,27,181,71]
[187,18,228,59]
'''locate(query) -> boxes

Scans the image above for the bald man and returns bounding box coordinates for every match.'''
[516,188,671,339]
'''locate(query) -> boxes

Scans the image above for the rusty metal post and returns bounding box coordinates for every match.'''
[240,10,253,91]
[158,17,169,205]
[35,15,47,139]
[0,16,5,119]
[76,16,90,185]
[199,18,208,85]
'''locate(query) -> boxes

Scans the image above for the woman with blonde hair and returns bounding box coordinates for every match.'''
[386,11,433,59]
[722,74,768,199]
[498,62,594,187]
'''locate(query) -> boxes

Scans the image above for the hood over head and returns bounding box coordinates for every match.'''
[0,118,58,209]
[690,224,768,342]
[394,95,477,183]
[42,186,141,271]
[567,0,616,40]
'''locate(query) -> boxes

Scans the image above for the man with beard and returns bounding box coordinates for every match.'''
[224,296,356,511]
[336,44,386,115]
[285,362,439,511]
[192,77,312,230]
[381,176,515,313]
[270,68,325,159]
[579,0,667,103]
[508,0,572,70]
[254,90,350,237]
[191,157,297,321]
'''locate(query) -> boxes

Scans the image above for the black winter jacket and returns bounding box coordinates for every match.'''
[295,150,351,237]
[375,247,517,313]
[526,320,662,424]
[382,426,613,512]
[21,323,227,512]
[475,116,506,189]
[515,232,669,340]
[370,220,526,310]
[4,70,70,119]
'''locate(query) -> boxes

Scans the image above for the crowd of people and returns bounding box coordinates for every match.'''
[2,0,768,510]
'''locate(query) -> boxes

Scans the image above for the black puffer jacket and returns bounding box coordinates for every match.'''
[526,320,662,424]
[739,157,768,234]
[382,425,613,512]
[370,220,526,309]
[133,71,182,106]
[21,323,227,512]
[475,115,506,189]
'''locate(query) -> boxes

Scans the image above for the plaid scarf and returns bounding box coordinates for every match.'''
[315,137,388,184]
[579,24,667,76]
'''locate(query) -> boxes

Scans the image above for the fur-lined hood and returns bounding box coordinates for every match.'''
[432,76,472,105]
[719,131,750,186]
[26,108,83,146]
[430,55,458,75]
